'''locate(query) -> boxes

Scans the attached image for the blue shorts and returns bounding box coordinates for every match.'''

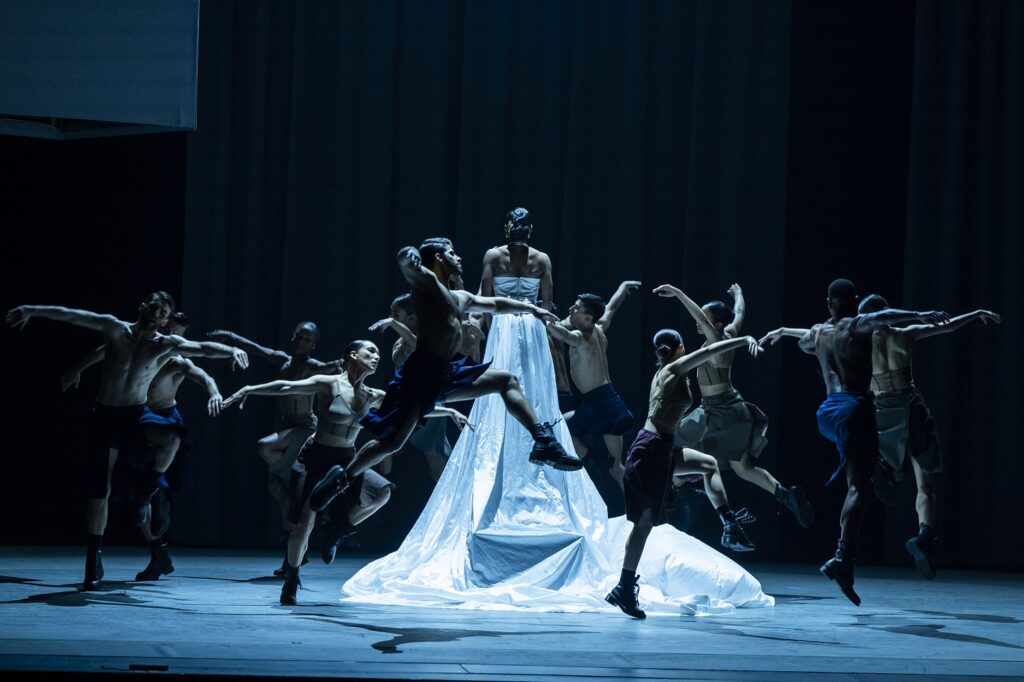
[567,383,634,439]
[816,391,878,485]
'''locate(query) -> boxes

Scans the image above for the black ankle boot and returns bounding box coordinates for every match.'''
[321,521,357,566]
[820,539,860,605]
[906,523,937,580]
[135,542,175,581]
[774,484,815,529]
[605,574,646,619]
[528,422,582,471]
[718,508,756,552]
[83,547,104,591]
[308,465,351,513]
[280,563,301,605]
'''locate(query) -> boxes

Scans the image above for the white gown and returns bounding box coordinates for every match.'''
[342,276,773,615]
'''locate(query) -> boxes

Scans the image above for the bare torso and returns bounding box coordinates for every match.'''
[458,321,485,362]
[812,318,873,393]
[484,244,548,280]
[568,324,612,394]
[870,328,915,393]
[412,280,465,359]
[97,325,181,406]
[646,368,693,435]
[314,376,384,449]
[146,356,190,409]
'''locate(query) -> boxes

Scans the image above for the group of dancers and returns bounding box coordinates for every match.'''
[7,206,1000,615]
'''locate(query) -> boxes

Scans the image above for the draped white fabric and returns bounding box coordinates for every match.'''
[343,286,773,615]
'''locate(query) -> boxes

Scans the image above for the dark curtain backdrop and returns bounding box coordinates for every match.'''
[179,0,792,549]
[893,1,1023,569]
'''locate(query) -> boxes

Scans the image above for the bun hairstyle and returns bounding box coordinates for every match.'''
[341,339,373,368]
[504,206,532,242]
[170,311,191,328]
[653,329,683,368]
[702,300,734,327]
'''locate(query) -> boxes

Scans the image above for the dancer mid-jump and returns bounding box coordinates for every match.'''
[309,238,581,511]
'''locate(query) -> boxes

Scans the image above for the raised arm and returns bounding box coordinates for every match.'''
[723,283,746,336]
[545,319,585,346]
[597,280,641,331]
[851,308,950,336]
[7,305,124,334]
[61,345,106,392]
[665,336,761,377]
[652,284,719,339]
[171,338,250,370]
[206,329,288,364]
[539,253,554,311]
[179,358,224,416]
[221,375,332,410]
[902,309,1001,340]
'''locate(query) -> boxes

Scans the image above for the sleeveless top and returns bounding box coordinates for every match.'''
[321,386,375,438]
[493,276,541,305]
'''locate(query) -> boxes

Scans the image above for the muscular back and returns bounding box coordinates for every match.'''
[813,318,874,393]
[483,245,549,279]
[870,329,915,393]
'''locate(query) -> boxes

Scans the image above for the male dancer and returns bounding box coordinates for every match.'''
[207,322,340,554]
[6,294,248,589]
[61,311,227,581]
[606,329,762,619]
[655,282,814,528]
[759,279,947,604]
[546,282,642,488]
[859,295,1000,579]
[308,238,580,511]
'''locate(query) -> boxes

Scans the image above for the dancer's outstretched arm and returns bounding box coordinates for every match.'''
[171,337,249,370]
[207,329,288,365]
[665,336,761,377]
[545,320,584,346]
[851,308,950,336]
[456,291,558,323]
[221,375,333,410]
[723,283,746,337]
[598,280,641,331]
[178,358,224,416]
[652,285,720,339]
[6,305,126,334]
[759,326,812,348]
[902,309,1001,340]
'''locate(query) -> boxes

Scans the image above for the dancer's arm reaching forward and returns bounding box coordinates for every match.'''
[207,329,289,365]
[901,309,1000,340]
[7,305,128,334]
[221,375,334,411]
[664,336,761,377]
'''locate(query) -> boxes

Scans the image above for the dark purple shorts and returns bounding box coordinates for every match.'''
[623,428,675,526]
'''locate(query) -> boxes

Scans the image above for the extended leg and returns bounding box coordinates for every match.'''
[606,509,651,619]
[677,448,754,552]
[905,455,937,579]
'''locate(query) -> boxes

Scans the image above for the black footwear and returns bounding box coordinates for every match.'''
[605,576,646,619]
[321,525,357,566]
[872,459,899,507]
[528,422,583,471]
[135,544,175,581]
[273,552,309,577]
[308,465,350,513]
[820,556,860,605]
[83,549,104,591]
[775,484,815,529]
[719,508,756,552]
[280,563,301,605]
[906,525,937,580]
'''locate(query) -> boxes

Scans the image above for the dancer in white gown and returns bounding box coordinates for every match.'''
[343,265,773,616]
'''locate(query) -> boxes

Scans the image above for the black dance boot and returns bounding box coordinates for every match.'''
[321,520,358,566]
[774,484,815,529]
[83,535,105,591]
[280,563,301,605]
[528,422,583,471]
[905,523,937,580]
[605,573,646,619]
[718,507,756,552]
[135,540,175,581]
[820,539,860,605]
[308,465,351,513]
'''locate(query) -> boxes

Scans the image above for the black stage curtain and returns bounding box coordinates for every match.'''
[179,0,792,548]
[891,1,1023,569]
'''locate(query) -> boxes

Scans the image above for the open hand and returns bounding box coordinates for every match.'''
[759,328,785,347]
[978,310,1002,325]
[447,410,475,432]
[745,336,762,357]
[6,306,32,330]
[921,310,951,325]
[653,284,682,299]
[728,283,742,299]
[208,393,224,417]
[369,318,393,333]
[621,280,642,295]
[230,348,249,371]
[221,389,248,410]
[533,307,559,324]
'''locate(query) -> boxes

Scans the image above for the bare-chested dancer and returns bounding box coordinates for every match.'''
[759,279,948,604]
[546,282,642,488]
[656,283,815,529]
[307,238,580,513]
[207,323,339,550]
[6,294,248,590]
[480,207,573,404]
[369,294,472,481]
[605,329,762,619]
[223,340,468,604]
[859,294,1000,579]
[61,311,227,581]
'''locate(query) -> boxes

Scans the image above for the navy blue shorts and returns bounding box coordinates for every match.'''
[361,351,490,441]
[567,383,634,439]
[816,391,878,485]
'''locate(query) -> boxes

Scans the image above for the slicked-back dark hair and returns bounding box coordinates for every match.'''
[653,329,683,368]
[576,293,606,321]
[341,339,373,368]
[293,321,320,342]
[170,311,190,328]
[828,278,857,301]
[703,300,734,326]
[145,291,176,311]
[419,237,453,265]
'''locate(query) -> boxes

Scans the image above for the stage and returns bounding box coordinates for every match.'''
[0,547,1021,681]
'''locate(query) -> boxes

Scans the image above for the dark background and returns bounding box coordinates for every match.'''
[2,1,1020,571]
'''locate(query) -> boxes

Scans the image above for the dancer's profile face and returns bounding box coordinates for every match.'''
[440,245,463,276]
[568,300,592,330]
[349,342,380,374]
